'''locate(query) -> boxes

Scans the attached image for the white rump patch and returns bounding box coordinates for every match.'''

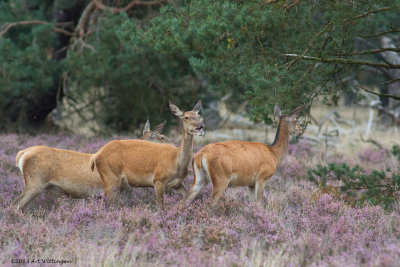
[192,161,203,191]
[201,156,211,183]
[191,156,211,192]
[18,153,26,175]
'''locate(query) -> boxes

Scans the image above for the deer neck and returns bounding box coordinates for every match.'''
[268,118,290,165]
[176,126,193,177]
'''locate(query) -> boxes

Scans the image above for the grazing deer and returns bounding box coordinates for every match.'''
[90,101,205,210]
[182,104,305,205]
[12,121,169,210]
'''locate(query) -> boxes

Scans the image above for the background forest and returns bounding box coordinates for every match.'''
[1,1,400,266]
[1,0,399,134]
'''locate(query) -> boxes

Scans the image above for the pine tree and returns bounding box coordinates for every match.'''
[120,0,400,123]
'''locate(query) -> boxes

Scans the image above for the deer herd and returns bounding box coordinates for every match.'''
[13,101,305,211]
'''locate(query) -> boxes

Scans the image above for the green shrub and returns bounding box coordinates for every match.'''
[307,145,400,209]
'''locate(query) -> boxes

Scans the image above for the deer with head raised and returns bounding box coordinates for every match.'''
[182,104,305,205]
[12,121,169,210]
[90,100,205,210]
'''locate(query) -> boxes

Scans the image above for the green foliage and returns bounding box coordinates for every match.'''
[391,144,400,163]
[2,0,400,131]
[119,0,400,124]
[307,145,400,209]
[0,1,61,117]
[0,1,204,132]
[64,12,204,132]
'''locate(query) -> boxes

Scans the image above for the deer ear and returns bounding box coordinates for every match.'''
[152,120,166,134]
[143,120,150,135]
[274,104,281,121]
[192,100,201,113]
[169,101,183,117]
[289,104,305,118]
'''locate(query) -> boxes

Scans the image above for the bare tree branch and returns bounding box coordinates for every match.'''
[286,21,334,69]
[0,20,75,37]
[383,78,400,85]
[0,20,76,37]
[358,102,400,125]
[359,29,400,38]
[71,1,96,51]
[355,85,400,101]
[282,53,400,69]
[345,6,399,22]
[93,0,166,14]
[75,1,95,37]
[339,47,400,56]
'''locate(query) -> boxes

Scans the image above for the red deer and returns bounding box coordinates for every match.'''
[182,104,305,205]
[12,121,169,210]
[90,101,205,210]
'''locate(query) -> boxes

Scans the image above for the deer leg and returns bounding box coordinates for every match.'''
[182,179,207,202]
[154,180,165,210]
[210,177,229,206]
[96,162,121,202]
[120,176,129,193]
[104,183,120,202]
[11,192,25,207]
[205,157,230,206]
[12,186,44,210]
[182,161,209,203]
[247,186,255,201]
[12,170,47,210]
[174,183,187,196]
[255,180,267,203]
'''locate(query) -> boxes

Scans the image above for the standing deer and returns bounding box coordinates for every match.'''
[90,101,205,210]
[12,121,169,210]
[182,104,305,205]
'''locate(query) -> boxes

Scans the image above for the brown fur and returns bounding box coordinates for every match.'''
[182,104,305,205]
[12,121,169,210]
[91,101,204,210]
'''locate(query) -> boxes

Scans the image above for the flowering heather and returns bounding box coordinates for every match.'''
[0,133,399,266]
[359,149,387,165]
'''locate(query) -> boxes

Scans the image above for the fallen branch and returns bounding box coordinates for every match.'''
[358,102,400,125]
[360,134,384,149]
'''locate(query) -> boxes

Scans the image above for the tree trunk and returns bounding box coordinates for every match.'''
[380,37,400,125]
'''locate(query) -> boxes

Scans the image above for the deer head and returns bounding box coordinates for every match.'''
[274,104,305,135]
[141,120,170,143]
[169,100,205,136]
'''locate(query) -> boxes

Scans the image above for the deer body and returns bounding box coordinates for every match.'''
[93,139,188,188]
[14,147,103,201]
[182,104,304,205]
[12,121,169,210]
[91,101,204,209]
